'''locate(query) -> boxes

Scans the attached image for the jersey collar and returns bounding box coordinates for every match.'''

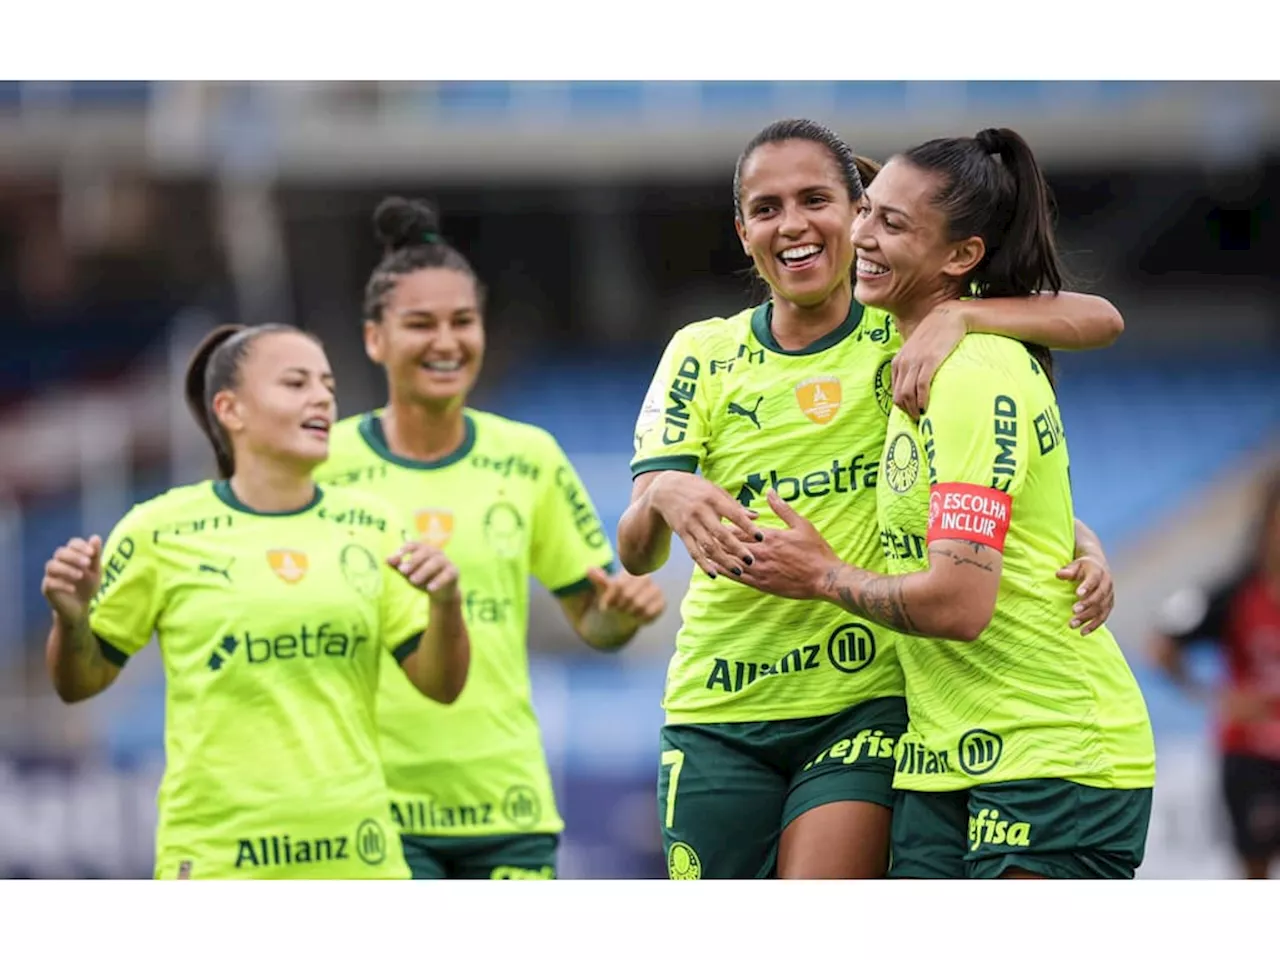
[358,411,477,471]
[750,298,864,356]
[212,480,323,516]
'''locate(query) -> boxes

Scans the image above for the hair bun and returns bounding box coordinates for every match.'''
[373,196,443,254]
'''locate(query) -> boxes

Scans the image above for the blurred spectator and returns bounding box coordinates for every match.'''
[1150,470,1280,879]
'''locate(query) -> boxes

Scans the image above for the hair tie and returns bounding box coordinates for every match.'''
[422,232,441,244]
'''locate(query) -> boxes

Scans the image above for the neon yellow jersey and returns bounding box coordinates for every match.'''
[88,480,427,879]
[876,333,1156,791]
[631,301,907,725]
[316,409,614,838]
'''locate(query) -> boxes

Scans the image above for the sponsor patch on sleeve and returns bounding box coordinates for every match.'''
[927,482,1012,552]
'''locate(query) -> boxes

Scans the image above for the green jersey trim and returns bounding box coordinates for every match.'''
[631,454,699,478]
[750,300,864,356]
[96,635,130,667]
[550,560,617,598]
[212,479,323,516]
[391,634,422,664]
[358,412,477,470]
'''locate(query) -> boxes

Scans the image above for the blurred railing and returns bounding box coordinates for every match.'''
[2,81,1278,179]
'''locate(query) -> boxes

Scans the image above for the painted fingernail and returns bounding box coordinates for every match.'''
[754,532,764,542]
[731,567,742,577]
[743,556,753,565]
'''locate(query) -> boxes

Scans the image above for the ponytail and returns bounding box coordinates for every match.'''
[184,324,244,479]
[971,127,1063,301]
[900,127,1066,388]
[183,322,308,479]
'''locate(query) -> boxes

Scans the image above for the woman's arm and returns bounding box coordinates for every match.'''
[964,292,1124,350]
[893,292,1124,418]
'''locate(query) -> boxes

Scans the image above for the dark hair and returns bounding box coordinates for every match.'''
[362,196,485,323]
[183,323,316,479]
[732,119,868,220]
[899,127,1064,384]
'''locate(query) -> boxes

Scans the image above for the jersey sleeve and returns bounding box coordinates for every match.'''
[630,325,713,478]
[918,358,1025,552]
[530,434,617,596]
[87,506,163,667]
[379,520,431,665]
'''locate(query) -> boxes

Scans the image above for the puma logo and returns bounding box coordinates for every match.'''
[198,561,233,582]
[727,396,763,430]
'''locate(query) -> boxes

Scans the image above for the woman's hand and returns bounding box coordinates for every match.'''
[648,472,763,579]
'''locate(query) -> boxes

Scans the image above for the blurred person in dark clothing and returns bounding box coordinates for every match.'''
[1151,470,1280,879]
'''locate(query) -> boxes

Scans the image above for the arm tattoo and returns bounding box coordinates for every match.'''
[927,543,995,573]
[64,617,104,667]
[824,566,920,635]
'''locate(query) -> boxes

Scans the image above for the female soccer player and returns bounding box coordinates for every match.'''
[1150,470,1280,880]
[314,197,666,881]
[617,118,1123,880]
[737,127,1156,879]
[42,323,471,880]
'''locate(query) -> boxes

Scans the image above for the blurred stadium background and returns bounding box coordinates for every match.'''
[1,80,1278,879]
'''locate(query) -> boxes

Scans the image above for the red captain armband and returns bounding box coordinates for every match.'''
[927,483,1013,552]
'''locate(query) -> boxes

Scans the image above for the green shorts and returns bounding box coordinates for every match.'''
[400,832,559,880]
[658,696,907,880]
[888,778,1153,879]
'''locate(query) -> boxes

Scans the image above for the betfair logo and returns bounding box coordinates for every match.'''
[803,728,897,771]
[267,549,308,584]
[464,590,513,624]
[958,729,1004,776]
[206,623,369,671]
[735,455,877,507]
[968,808,1031,852]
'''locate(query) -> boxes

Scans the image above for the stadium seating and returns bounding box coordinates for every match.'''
[478,347,1280,548]
[13,347,1276,654]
